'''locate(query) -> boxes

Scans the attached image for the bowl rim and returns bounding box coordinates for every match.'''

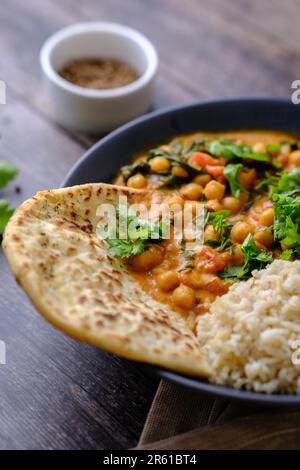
[40,21,158,99]
[63,97,300,405]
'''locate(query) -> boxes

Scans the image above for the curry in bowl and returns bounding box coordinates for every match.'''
[112,131,300,331]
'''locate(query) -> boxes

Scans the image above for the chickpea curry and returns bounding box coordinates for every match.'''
[109,130,300,329]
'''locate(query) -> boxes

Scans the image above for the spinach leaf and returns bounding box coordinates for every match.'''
[120,161,150,182]
[218,265,243,279]
[185,140,206,154]
[266,144,280,153]
[206,139,270,162]
[224,163,244,197]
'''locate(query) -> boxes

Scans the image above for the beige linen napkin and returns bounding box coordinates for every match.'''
[137,379,300,450]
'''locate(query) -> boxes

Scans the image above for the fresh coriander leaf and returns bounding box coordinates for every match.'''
[238,234,273,278]
[224,163,244,197]
[273,194,300,251]
[274,168,300,195]
[220,235,273,280]
[208,210,230,233]
[0,161,18,189]
[279,249,293,260]
[219,265,243,279]
[107,239,145,258]
[106,204,165,259]
[0,199,14,232]
[206,210,232,250]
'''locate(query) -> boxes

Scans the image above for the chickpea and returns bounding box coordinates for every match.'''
[203,180,225,201]
[167,195,184,210]
[127,173,147,189]
[149,156,170,173]
[206,199,223,212]
[172,166,189,178]
[222,196,241,214]
[288,150,300,166]
[196,289,216,305]
[156,271,180,291]
[172,284,196,310]
[181,271,215,289]
[252,142,266,154]
[231,221,255,244]
[239,191,249,205]
[281,143,291,157]
[232,244,244,266]
[193,173,211,186]
[180,183,203,200]
[204,224,220,242]
[129,245,164,271]
[254,228,273,249]
[258,207,274,226]
[237,168,257,190]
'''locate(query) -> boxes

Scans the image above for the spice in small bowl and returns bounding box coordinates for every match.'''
[59,58,139,90]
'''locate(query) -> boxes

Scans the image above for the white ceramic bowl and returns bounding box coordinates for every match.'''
[40,22,158,133]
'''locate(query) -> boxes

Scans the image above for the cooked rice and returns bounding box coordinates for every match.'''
[197,260,300,393]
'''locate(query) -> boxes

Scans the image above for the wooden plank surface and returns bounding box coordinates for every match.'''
[0,0,300,449]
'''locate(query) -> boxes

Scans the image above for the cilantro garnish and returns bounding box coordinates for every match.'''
[105,204,165,259]
[219,234,272,279]
[205,210,232,251]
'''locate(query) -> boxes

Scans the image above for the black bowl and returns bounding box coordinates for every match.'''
[63,98,300,406]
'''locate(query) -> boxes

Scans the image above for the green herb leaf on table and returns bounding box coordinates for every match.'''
[0,199,14,233]
[0,161,18,189]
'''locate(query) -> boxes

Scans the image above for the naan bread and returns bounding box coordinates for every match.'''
[3,183,209,377]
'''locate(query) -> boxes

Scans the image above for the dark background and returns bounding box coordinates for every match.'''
[0,0,299,449]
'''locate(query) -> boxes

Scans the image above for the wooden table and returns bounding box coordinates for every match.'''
[1,0,299,450]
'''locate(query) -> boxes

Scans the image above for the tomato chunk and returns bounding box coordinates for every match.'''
[196,246,231,273]
[190,152,220,168]
[206,165,224,179]
[205,277,229,295]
